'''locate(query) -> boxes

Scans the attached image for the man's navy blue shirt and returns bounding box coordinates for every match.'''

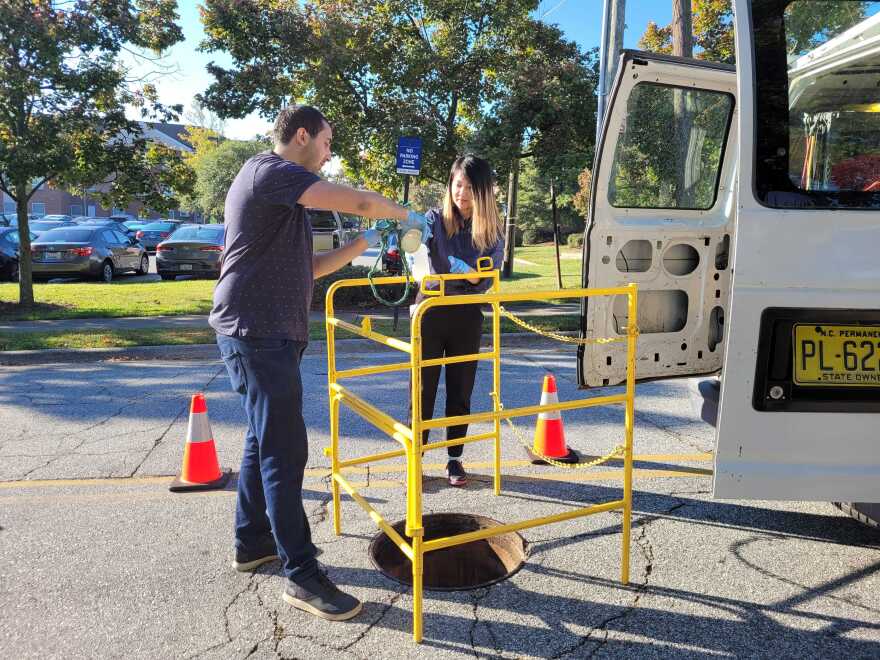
[209,152,320,341]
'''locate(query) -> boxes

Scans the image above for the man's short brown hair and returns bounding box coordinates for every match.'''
[273,105,328,145]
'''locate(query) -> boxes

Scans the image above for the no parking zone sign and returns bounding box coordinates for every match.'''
[395,136,422,176]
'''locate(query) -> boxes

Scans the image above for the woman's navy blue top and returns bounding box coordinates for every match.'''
[418,208,504,302]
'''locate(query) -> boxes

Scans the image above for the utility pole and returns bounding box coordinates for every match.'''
[596,0,627,144]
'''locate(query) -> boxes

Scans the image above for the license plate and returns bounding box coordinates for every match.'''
[793,324,880,386]
[179,264,193,271]
[46,251,61,260]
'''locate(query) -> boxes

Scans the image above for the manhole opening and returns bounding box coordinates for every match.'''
[369,513,527,592]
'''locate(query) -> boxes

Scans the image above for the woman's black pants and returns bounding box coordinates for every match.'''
[411,303,483,459]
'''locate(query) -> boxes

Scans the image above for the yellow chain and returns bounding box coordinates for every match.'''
[491,393,626,470]
[498,306,631,345]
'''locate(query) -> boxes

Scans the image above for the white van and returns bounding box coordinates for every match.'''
[579,1,880,513]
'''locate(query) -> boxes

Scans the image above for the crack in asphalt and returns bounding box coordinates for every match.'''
[633,409,711,453]
[342,588,405,652]
[547,501,689,659]
[468,586,504,659]
[130,365,227,477]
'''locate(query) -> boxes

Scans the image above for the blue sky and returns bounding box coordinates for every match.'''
[130,1,671,139]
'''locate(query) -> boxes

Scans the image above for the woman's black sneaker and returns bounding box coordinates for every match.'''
[446,459,468,487]
[232,534,279,572]
[282,571,362,621]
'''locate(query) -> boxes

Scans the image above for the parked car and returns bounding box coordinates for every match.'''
[75,217,137,237]
[156,224,225,281]
[381,232,403,275]
[0,227,37,281]
[135,220,182,253]
[107,213,138,224]
[308,208,350,253]
[29,219,76,237]
[31,225,149,283]
[0,213,15,226]
[124,220,149,232]
[41,214,73,223]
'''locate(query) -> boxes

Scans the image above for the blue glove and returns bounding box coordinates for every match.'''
[448,256,474,274]
[401,210,432,244]
[361,228,380,248]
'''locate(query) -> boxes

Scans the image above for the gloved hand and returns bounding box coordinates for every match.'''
[448,256,474,274]
[400,210,432,244]
[361,228,380,248]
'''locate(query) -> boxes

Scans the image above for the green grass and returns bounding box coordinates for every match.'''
[0,245,584,322]
[0,314,581,351]
[0,280,216,321]
[498,244,583,296]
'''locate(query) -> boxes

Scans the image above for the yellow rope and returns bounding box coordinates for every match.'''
[492,393,626,470]
[499,306,632,345]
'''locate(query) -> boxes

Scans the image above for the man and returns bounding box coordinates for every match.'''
[210,105,430,621]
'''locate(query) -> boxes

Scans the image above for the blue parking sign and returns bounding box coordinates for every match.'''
[395,136,422,176]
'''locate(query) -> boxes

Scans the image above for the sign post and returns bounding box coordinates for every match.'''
[396,136,422,204]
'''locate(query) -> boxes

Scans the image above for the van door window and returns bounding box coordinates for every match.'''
[754,0,880,208]
[608,83,734,210]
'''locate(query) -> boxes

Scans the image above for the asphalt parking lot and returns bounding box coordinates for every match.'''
[1,340,878,658]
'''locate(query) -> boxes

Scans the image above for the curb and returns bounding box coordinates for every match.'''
[0,331,577,366]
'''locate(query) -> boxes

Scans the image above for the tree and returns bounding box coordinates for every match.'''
[0,1,185,305]
[638,1,868,65]
[572,168,593,218]
[183,99,227,135]
[198,0,577,196]
[189,139,269,222]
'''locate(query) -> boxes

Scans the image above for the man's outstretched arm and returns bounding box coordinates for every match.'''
[299,181,408,221]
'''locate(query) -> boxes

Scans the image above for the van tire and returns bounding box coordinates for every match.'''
[833,502,880,530]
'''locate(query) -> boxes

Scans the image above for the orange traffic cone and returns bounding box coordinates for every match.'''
[527,374,579,465]
[169,393,231,492]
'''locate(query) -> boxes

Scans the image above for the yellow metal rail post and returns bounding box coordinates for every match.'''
[324,272,637,643]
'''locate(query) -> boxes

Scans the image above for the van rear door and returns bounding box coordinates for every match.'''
[578,51,737,388]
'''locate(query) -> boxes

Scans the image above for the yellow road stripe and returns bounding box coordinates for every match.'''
[0,453,712,491]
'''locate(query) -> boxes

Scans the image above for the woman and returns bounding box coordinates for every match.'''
[414,154,504,486]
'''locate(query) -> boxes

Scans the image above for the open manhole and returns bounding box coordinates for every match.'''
[369,513,527,591]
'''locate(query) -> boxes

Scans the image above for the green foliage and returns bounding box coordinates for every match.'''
[608,84,733,209]
[311,265,415,310]
[515,158,585,242]
[638,1,869,64]
[0,1,185,304]
[189,139,269,222]
[198,0,596,200]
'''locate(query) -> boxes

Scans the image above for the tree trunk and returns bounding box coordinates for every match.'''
[671,0,693,58]
[15,180,34,307]
[502,158,519,279]
[672,0,695,207]
[551,179,563,290]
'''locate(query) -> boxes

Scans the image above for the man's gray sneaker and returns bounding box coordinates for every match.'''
[282,571,362,621]
[446,459,468,487]
[232,534,279,572]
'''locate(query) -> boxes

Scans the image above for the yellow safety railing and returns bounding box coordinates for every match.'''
[324,264,637,643]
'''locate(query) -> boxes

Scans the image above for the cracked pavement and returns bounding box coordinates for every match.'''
[1,342,879,658]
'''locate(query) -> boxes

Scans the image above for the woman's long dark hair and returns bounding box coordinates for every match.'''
[441,155,503,252]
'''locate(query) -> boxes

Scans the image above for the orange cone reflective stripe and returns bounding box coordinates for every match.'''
[170,393,230,492]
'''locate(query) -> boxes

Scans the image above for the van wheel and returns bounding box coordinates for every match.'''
[9,262,19,282]
[137,254,149,275]
[99,260,114,283]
